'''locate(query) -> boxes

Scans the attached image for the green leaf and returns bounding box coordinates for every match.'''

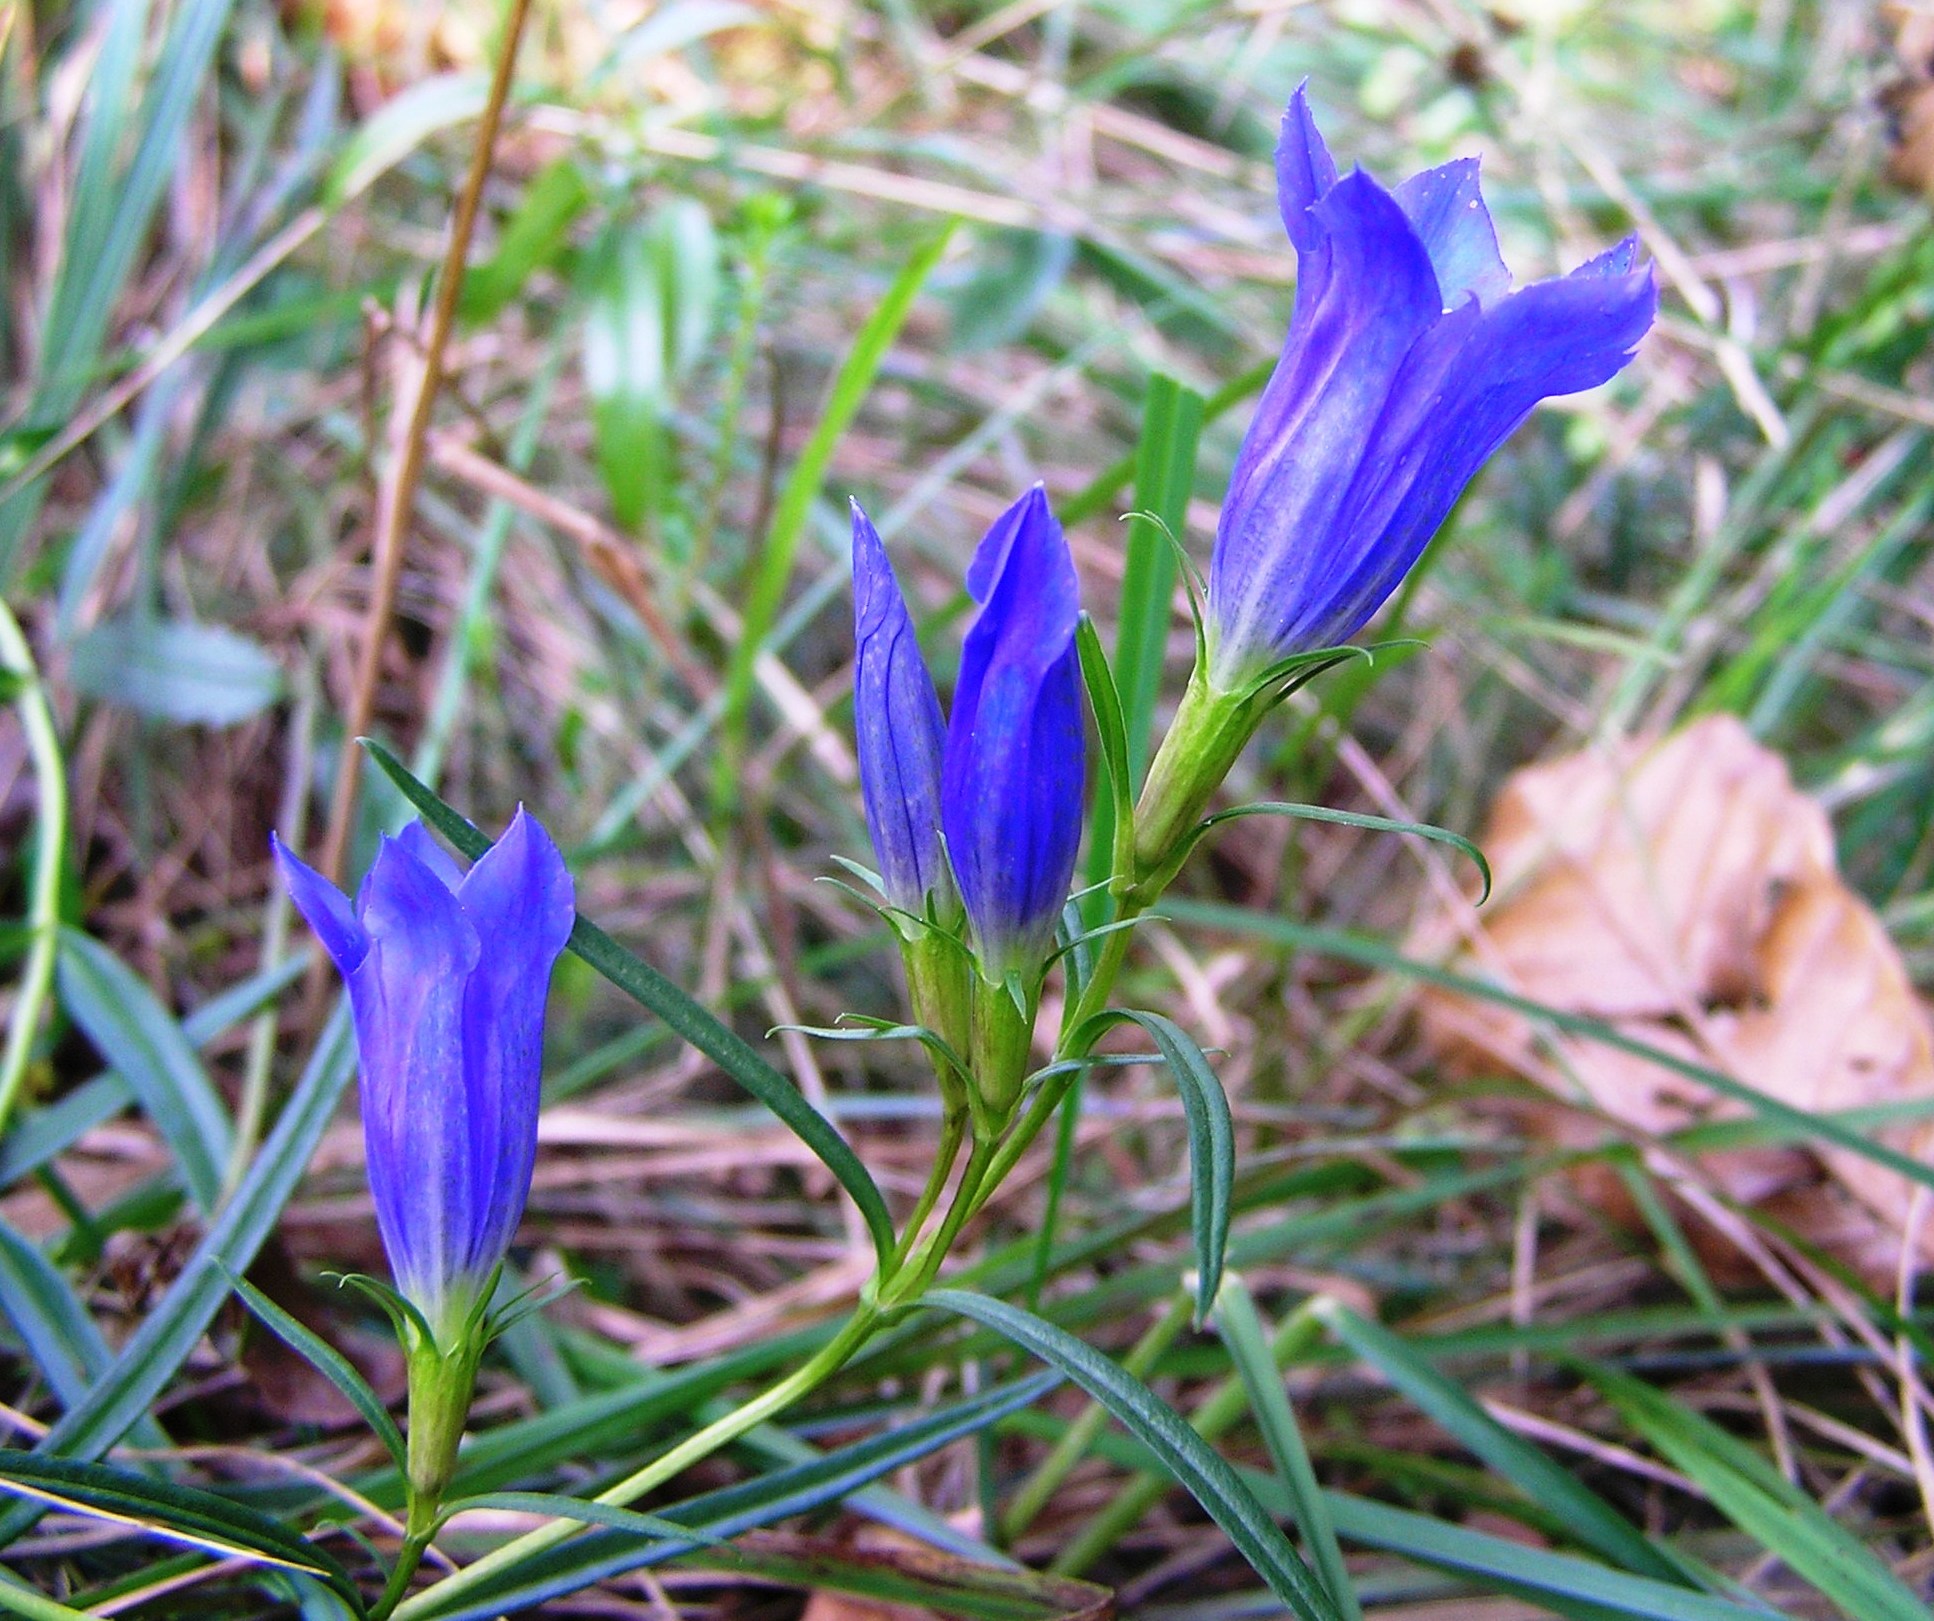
[1075,613,1134,900]
[1315,1303,1696,1587]
[403,1373,1060,1620]
[925,1289,1342,1621]
[461,157,593,323]
[360,742,896,1266]
[68,617,284,727]
[322,72,489,207]
[439,1492,717,1546]
[224,1268,405,1471]
[1191,802,1491,904]
[1071,1009,1233,1322]
[582,199,720,529]
[1212,1278,1359,1621]
[0,1565,97,1621]
[0,1451,363,1613]
[718,222,955,804]
[56,928,233,1213]
[0,1009,356,1546]
[944,226,1075,352]
[1583,1362,1928,1621]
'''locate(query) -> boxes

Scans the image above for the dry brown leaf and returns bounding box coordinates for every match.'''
[1413,713,1934,1280]
[1882,3,1934,198]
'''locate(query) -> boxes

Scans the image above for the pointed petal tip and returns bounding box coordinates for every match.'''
[272,833,369,975]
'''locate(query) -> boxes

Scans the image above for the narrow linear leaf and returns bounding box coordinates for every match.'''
[407,1373,1060,1621]
[926,1289,1341,1621]
[0,1009,355,1546]
[1213,1278,1359,1621]
[224,1269,405,1471]
[1317,1303,1695,1587]
[0,1566,96,1621]
[1584,1362,1926,1621]
[57,928,233,1213]
[0,1451,362,1613]
[1074,1009,1233,1320]
[360,742,895,1265]
[322,73,489,206]
[718,223,955,789]
[1164,903,1934,1203]
[1195,803,1491,903]
[68,617,284,727]
[1075,614,1134,902]
[442,1492,717,1546]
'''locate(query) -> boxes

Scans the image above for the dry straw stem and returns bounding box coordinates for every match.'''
[316,0,534,885]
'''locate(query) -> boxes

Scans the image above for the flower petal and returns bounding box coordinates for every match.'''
[851,502,952,913]
[271,835,369,978]
[1208,169,1442,683]
[943,486,1086,973]
[450,806,575,1282]
[1394,157,1510,309]
[1275,82,1339,250]
[352,835,483,1325]
[393,821,466,891]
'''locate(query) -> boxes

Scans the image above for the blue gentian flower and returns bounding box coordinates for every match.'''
[849,487,1086,981]
[1207,86,1657,687]
[273,810,574,1341]
[852,502,952,917]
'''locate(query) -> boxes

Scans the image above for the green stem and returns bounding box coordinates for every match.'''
[367,1525,435,1621]
[885,1138,998,1305]
[393,1304,880,1620]
[0,597,65,1141]
[884,1107,965,1277]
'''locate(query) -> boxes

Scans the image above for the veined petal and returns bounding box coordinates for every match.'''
[451,807,575,1282]
[352,835,483,1327]
[393,820,466,891]
[271,836,368,978]
[943,486,1085,974]
[1208,169,1442,684]
[1394,157,1510,309]
[851,502,951,913]
[1275,82,1338,250]
[1294,252,1657,650]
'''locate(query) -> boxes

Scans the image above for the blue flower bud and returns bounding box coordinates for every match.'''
[941,485,1086,979]
[1207,85,1657,687]
[851,501,952,917]
[273,809,574,1342]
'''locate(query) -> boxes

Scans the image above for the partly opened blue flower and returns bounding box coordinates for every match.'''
[852,502,952,918]
[1207,86,1657,687]
[849,487,1085,981]
[941,486,1085,978]
[274,810,575,1341]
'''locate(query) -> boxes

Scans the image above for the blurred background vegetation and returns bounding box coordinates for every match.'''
[4,0,1934,1614]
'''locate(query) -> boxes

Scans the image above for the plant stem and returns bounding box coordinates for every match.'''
[885,1138,999,1304]
[393,1304,880,1620]
[368,1525,435,1621]
[0,597,65,1140]
[883,1107,966,1277]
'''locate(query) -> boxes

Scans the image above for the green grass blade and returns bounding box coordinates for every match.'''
[408,1373,1060,1620]
[1193,803,1492,903]
[1583,1363,1928,1621]
[927,1288,1342,1621]
[1316,1303,1695,1587]
[0,1008,355,1545]
[0,1450,363,1612]
[361,742,896,1265]
[716,222,954,808]
[1213,1278,1359,1621]
[56,928,233,1214]
[224,1269,405,1471]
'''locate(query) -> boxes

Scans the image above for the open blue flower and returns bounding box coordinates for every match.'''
[850,487,1085,981]
[273,810,575,1340]
[1207,86,1657,686]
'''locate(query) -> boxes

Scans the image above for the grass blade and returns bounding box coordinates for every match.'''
[716,222,955,807]
[56,928,232,1214]
[927,1288,1341,1621]
[1316,1302,1697,1587]
[361,741,896,1265]
[0,1008,355,1546]
[1212,1278,1359,1621]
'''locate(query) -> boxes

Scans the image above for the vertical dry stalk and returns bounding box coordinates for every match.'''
[316,0,535,884]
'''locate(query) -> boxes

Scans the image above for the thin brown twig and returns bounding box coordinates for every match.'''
[315,0,534,884]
